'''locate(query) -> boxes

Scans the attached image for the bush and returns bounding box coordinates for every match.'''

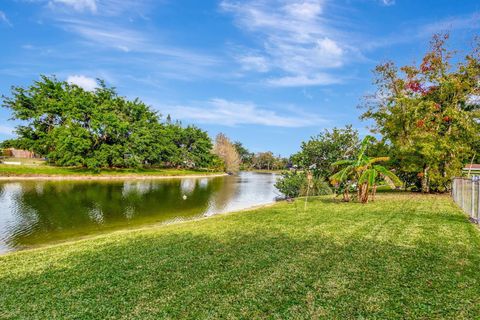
[275,171,332,198]
[300,176,332,197]
[275,171,305,198]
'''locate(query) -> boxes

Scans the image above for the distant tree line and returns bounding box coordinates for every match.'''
[233,142,288,171]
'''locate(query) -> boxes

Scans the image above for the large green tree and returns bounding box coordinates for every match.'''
[361,34,480,192]
[290,125,360,178]
[2,76,215,169]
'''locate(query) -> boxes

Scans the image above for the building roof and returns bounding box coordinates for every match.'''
[463,164,480,170]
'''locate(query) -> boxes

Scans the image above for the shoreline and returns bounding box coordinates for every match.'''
[1,200,281,256]
[0,173,228,181]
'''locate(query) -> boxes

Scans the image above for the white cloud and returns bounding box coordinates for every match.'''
[159,98,326,127]
[237,55,270,72]
[67,75,98,91]
[283,1,323,20]
[0,11,12,27]
[59,19,142,52]
[40,0,152,16]
[381,0,395,6]
[267,73,340,87]
[0,125,15,136]
[221,0,350,87]
[420,13,480,37]
[56,18,219,66]
[50,0,97,13]
[364,12,480,50]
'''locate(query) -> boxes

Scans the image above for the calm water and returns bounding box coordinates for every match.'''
[0,172,278,253]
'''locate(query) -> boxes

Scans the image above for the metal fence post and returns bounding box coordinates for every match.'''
[453,178,457,203]
[477,180,480,223]
[472,180,475,220]
[452,178,457,202]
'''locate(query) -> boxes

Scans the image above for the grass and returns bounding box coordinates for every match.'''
[1,193,480,318]
[0,157,46,165]
[0,163,220,177]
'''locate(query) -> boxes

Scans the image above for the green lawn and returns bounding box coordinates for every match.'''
[0,164,219,177]
[1,193,480,319]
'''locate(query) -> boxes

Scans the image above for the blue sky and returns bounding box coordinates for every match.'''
[0,0,479,155]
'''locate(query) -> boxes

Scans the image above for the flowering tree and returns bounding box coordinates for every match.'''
[361,34,480,192]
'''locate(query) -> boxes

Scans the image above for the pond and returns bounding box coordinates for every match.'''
[0,172,279,254]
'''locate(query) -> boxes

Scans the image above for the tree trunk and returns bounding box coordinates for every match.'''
[371,185,377,202]
[360,183,370,203]
[421,165,430,193]
[343,188,350,202]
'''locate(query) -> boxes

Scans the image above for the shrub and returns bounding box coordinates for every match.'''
[300,176,332,197]
[275,171,332,198]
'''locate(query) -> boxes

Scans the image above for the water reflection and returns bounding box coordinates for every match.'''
[0,172,278,253]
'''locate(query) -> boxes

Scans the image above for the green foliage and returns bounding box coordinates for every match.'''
[1,76,215,169]
[274,171,305,198]
[231,142,287,171]
[291,125,360,178]
[275,170,332,198]
[0,139,17,149]
[1,194,480,318]
[233,141,253,167]
[330,136,401,203]
[251,151,287,170]
[361,34,480,192]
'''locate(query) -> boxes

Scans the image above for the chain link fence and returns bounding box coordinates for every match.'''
[452,177,480,223]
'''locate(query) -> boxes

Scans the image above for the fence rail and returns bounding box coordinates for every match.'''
[452,177,480,223]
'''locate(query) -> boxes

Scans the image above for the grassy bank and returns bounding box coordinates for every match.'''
[1,193,480,318]
[0,164,221,178]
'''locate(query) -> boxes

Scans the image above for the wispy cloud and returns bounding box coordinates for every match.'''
[49,0,97,13]
[363,12,480,50]
[57,18,143,52]
[236,54,270,73]
[158,98,327,127]
[221,0,353,86]
[0,11,12,27]
[267,73,340,87]
[42,0,152,16]
[420,13,480,36]
[67,74,98,91]
[53,18,219,65]
[381,0,395,6]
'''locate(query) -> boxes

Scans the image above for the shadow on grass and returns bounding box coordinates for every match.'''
[2,228,480,319]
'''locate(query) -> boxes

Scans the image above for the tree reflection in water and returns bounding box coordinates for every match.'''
[0,173,278,253]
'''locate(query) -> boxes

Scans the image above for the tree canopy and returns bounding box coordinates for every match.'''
[1,76,215,169]
[290,125,360,177]
[361,34,480,192]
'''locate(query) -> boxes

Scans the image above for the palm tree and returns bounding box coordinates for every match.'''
[330,136,401,203]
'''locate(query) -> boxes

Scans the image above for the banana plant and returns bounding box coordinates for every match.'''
[330,136,401,203]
